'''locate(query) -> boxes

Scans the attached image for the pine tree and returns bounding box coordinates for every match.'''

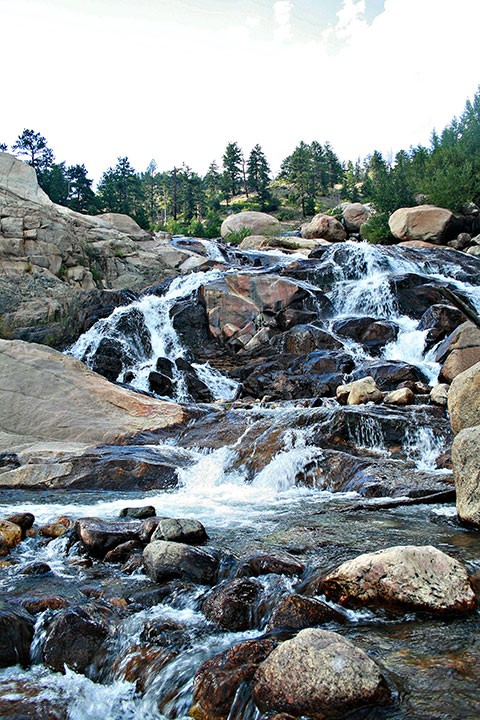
[247,144,272,209]
[12,129,54,172]
[222,142,243,198]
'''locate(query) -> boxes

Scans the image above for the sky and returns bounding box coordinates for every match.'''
[1,0,479,182]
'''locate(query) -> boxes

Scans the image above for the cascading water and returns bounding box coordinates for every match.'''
[3,237,480,720]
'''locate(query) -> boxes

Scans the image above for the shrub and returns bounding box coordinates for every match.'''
[224,227,253,246]
[360,212,394,245]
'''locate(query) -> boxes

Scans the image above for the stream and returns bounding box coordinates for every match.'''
[1,239,480,719]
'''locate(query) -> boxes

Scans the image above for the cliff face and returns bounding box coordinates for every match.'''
[0,152,175,344]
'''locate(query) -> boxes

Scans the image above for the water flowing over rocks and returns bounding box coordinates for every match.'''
[2,234,480,719]
[323,545,476,614]
[251,629,390,718]
[0,601,35,668]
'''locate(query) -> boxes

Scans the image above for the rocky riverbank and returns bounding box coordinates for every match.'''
[1,158,480,719]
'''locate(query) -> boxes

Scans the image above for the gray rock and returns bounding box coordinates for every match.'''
[143,540,219,584]
[151,518,208,544]
[452,425,480,527]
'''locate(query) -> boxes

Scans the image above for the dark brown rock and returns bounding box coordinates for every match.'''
[267,594,344,630]
[192,638,278,720]
[202,578,262,631]
[0,601,35,668]
[236,551,305,578]
[75,517,142,559]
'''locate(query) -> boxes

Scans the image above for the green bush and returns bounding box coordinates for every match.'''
[360,212,394,245]
[223,227,253,246]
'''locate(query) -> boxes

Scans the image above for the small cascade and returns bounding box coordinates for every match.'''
[69,269,238,402]
[404,426,448,472]
[347,414,387,455]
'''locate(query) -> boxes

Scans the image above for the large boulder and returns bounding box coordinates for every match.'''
[301,213,347,242]
[389,205,454,244]
[95,212,150,240]
[252,629,390,718]
[448,361,480,434]
[336,376,383,405]
[452,425,480,527]
[221,211,279,239]
[342,202,369,232]
[437,322,480,384]
[323,545,475,614]
[0,340,185,454]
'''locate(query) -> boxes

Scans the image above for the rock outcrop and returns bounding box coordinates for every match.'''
[221,211,279,239]
[389,205,454,244]
[0,152,181,345]
[323,545,475,614]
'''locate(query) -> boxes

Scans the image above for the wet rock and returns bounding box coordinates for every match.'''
[119,506,156,519]
[20,562,52,576]
[271,324,343,355]
[389,205,454,243]
[252,629,390,718]
[301,213,347,242]
[171,297,211,354]
[351,360,429,391]
[151,518,208,544]
[418,304,465,349]
[175,357,214,402]
[267,594,345,631]
[192,637,278,720]
[109,643,174,693]
[126,580,194,608]
[0,601,35,668]
[143,540,219,584]
[452,425,480,527]
[3,512,34,538]
[0,519,22,549]
[332,316,398,353]
[0,677,68,719]
[323,545,476,614]
[202,578,262,631]
[75,517,142,559]
[140,617,187,648]
[104,539,142,563]
[448,360,480,433]
[384,387,415,405]
[40,519,70,538]
[138,516,163,543]
[236,551,305,578]
[21,596,68,614]
[0,536,8,556]
[430,383,449,407]
[337,376,383,405]
[43,601,117,675]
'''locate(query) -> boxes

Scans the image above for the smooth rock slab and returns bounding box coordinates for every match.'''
[252,629,389,718]
[143,540,219,585]
[323,545,475,614]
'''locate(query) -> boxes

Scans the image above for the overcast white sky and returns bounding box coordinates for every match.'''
[1,0,479,182]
